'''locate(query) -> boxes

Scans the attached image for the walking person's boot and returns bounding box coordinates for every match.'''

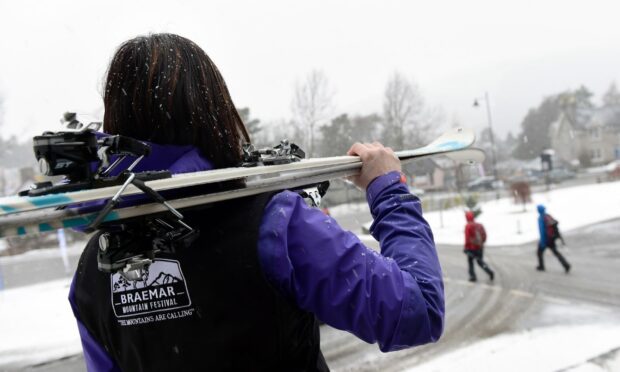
[487,269,495,281]
[467,252,477,282]
[478,259,494,281]
[536,249,545,271]
[556,251,571,273]
[549,245,570,273]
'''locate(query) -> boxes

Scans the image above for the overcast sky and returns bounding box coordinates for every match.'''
[1,0,619,143]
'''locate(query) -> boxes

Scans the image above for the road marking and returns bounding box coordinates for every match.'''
[510,289,534,298]
[538,295,572,305]
[480,284,502,291]
[445,277,500,288]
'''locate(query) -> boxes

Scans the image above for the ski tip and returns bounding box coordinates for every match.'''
[429,127,476,148]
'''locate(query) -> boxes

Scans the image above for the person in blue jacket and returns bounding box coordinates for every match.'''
[536,204,570,273]
[69,33,444,371]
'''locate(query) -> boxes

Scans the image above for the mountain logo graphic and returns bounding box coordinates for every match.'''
[110,259,193,319]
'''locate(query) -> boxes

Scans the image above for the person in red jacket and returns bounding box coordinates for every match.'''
[464,211,494,282]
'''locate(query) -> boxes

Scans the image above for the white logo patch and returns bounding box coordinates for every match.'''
[110,259,194,326]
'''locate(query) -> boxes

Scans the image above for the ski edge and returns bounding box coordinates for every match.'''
[0,127,475,218]
[0,147,485,238]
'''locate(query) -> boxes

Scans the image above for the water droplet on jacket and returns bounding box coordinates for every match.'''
[352,269,359,278]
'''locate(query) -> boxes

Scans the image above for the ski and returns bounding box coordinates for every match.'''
[0,127,483,238]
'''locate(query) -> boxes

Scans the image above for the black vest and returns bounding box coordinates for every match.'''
[74,193,329,371]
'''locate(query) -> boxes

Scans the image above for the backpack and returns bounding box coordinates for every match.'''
[544,214,560,240]
[470,223,486,247]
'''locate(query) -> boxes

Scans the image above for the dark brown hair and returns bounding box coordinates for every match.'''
[103,33,249,168]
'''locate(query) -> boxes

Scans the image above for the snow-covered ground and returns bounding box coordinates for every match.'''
[427,180,620,246]
[1,181,619,369]
[0,278,82,368]
[412,323,620,372]
[351,180,620,246]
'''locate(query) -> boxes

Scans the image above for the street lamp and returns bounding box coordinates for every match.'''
[473,91,499,199]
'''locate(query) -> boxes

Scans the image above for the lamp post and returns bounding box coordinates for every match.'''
[473,91,500,199]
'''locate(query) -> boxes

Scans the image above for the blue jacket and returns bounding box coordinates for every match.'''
[69,141,445,370]
[537,204,547,248]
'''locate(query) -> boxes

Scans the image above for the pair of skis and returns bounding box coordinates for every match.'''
[0,127,483,238]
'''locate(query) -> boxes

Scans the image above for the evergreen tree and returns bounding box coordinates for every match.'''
[513,86,594,160]
[558,85,594,126]
[603,81,620,107]
[318,113,380,156]
[513,96,561,159]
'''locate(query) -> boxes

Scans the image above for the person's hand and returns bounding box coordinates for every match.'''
[346,142,402,190]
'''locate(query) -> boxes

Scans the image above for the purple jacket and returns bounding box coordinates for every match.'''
[69,143,444,371]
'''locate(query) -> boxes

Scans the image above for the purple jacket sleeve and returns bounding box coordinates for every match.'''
[257,171,444,351]
[69,277,122,372]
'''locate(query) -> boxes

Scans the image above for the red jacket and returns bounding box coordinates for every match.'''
[464,212,486,250]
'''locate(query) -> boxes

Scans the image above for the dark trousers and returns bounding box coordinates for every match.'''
[537,240,570,271]
[465,249,494,280]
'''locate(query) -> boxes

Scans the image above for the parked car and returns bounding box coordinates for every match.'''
[467,176,503,191]
[507,169,542,185]
[547,168,576,183]
[605,160,620,180]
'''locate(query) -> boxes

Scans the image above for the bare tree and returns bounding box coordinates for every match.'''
[382,72,438,149]
[291,70,334,157]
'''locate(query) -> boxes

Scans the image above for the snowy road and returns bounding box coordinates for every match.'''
[320,219,620,371]
[1,208,619,371]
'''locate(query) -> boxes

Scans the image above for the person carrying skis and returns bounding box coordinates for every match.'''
[69,33,444,371]
[463,211,494,282]
[536,204,570,273]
